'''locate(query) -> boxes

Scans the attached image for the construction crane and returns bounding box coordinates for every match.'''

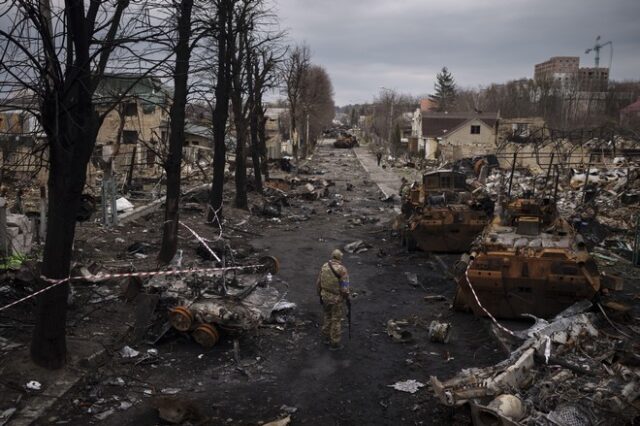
[585,35,612,68]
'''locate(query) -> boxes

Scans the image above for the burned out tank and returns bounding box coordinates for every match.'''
[400,170,493,252]
[333,133,359,148]
[453,196,618,319]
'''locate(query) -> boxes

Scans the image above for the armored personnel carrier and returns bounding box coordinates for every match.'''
[453,196,618,319]
[400,170,493,252]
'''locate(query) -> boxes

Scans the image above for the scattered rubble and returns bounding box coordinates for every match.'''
[431,301,640,425]
[344,240,371,253]
[389,379,425,394]
[386,319,414,343]
[428,320,451,343]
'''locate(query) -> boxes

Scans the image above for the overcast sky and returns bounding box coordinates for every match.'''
[274,0,640,106]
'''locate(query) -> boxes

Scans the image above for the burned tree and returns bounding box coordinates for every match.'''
[0,0,162,368]
[248,45,282,191]
[158,0,196,264]
[227,0,281,209]
[207,0,235,224]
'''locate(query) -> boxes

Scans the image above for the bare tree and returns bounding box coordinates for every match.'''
[158,0,196,264]
[369,89,416,154]
[282,44,310,160]
[298,65,334,153]
[0,0,161,368]
[207,0,235,224]
[248,44,282,188]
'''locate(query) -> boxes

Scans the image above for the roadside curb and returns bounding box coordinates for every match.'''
[352,148,398,202]
[7,340,108,426]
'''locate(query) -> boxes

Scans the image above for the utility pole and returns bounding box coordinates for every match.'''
[306,111,310,154]
[380,87,395,153]
[388,101,394,146]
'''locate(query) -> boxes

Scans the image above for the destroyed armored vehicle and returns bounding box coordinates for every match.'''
[399,170,493,252]
[453,196,621,319]
[333,133,359,148]
[155,256,291,348]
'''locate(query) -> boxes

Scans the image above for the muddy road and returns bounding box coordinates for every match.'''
[39,141,504,425]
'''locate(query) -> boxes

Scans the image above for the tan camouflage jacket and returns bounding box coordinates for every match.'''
[316,260,350,304]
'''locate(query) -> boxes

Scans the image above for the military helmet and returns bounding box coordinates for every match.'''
[331,249,343,260]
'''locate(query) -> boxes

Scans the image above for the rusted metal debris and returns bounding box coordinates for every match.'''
[453,196,622,319]
[431,301,640,425]
[148,256,292,348]
[399,170,493,252]
[333,134,359,149]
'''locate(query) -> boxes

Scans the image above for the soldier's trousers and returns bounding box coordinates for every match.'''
[322,302,344,345]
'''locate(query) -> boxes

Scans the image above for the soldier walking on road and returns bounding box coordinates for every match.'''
[316,249,350,350]
[376,151,383,166]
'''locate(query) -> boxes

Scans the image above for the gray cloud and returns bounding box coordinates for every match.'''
[275,0,640,105]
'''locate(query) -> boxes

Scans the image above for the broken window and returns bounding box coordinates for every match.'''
[470,125,480,134]
[122,130,138,144]
[512,123,529,137]
[146,148,155,166]
[123,102,138,117]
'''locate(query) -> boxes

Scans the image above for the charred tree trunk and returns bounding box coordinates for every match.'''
[232,97,248,209]
[158,0,194,264]
[247,50,262,194]
[230,20,248,209]
[249,109,262,193]
[258,108,269,179]
[27,0,130,369]
[31,0,97,368]
[208,0,233,225]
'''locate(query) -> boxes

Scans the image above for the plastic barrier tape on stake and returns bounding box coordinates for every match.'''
[0,264,266,313]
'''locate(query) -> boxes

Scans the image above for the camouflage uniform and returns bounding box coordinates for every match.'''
[316,257,350,346]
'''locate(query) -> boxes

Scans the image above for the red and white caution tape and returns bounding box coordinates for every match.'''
[179,221,222,263]
[0,279,68,313]
[0,263,265,313]
[464,265,517,337]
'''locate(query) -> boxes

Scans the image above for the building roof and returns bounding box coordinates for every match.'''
[421,112,498,138]
[184,122,212,139]
[621,97,640,114]
[96,74,171,106]
[420,98,437,111]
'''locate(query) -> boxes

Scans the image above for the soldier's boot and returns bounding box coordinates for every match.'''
[329,342,343,351]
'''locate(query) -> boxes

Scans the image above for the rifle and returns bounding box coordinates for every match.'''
[346,296,351,340]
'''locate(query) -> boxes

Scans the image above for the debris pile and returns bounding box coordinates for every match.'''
[145,257,292,347]
[431,301,640,425]
[481,160,640,262]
